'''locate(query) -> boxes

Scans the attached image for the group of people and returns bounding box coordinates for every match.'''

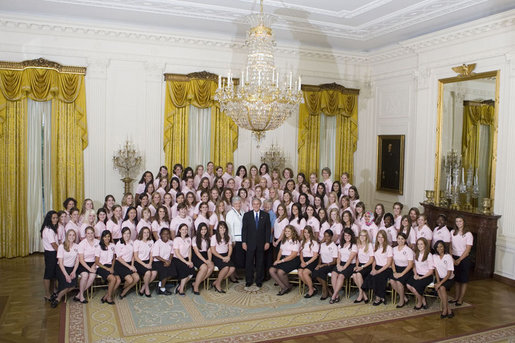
[41,162,474,319]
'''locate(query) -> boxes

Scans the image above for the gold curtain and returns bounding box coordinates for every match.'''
[297,84,359,181]
[164,74,238,169]
[0,64,87,257]
[462,100,495,177]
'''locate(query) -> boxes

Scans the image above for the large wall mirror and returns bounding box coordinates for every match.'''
[434,67,499,211]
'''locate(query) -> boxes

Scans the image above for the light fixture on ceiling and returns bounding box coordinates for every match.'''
[214,0,303,143]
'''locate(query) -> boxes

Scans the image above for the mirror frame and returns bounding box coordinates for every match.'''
[434,70,500,207]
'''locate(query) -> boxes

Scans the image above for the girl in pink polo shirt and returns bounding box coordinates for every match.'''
[361,230,393,306]
[192,223,214,295]
[305,205,320,237]
[210,221,235,293]
[51,230,79,308]
[151,206,170,241]
[103,195,115,220]
[328,208,343,244]
[173,224,195,295]
[389,233,414,308]
[330,228,357,304]
[433,240,455,318]
[312,229,338,301]
[407,237,434,310]
[107,205,123,243]
[76,226,99,303]
[270,225,301,296]
[450,215,474,306]
[351,229,374,303]
[95,230,120,305]
[289,203,306,237]
[298,226,320,298]
[41,211,59,302]
[79,209,97,241]
[152,228,176,295]
[115,227,140,299]
[133,227,157,297]
[65,208,81,243]
[121,207,138,242]
[94,208,107,239]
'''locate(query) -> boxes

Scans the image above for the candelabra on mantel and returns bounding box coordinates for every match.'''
[113,139,143,195]
[260,143,286,172]
[438,149,480,211]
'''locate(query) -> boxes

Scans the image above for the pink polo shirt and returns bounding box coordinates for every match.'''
[78,238,100,262]
[274,218,289,239]
[173,236,192,257]
[301,240,320,258]
[433,253,454,279]
[210,235,231,254]
[414,252,434,275]
[106,219,122,240]
[152,239,173,261]
[319,242,338,263]
[57,243,78,267]
[373,245,393,267]
[393,245,414,267]
[357,243,374,264]
[339,243,358,263]
[280,239,300,256]
[42,227,58,251]
[450,230,473,256]
[192,236,210,252]
[133,239,154,261]
[95,243,115,265]
[115,240,134,263]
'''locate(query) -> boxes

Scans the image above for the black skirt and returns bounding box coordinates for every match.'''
[77,261,96,274]
[174,259,195,279]
[392,265,413,285]
[407,274,434,295]
[299,258,318,272]
[152,260,177,280]
[213,252,234,270]
[135,259,152,277]
[362,265,392,299]
[312,264,334,280]
[275,255,300,273]
[453,255,472,283]
[333,262,356,279]
[231,242,246,269]
[114,261,135,279]
[96,264,114,281]
[43,250,58,280]
[57,266,77,292]
[192,251,210,269]
[355,263,373,279]
[440,278,454,291]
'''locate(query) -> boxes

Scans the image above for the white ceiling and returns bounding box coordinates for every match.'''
[1,0,514,51]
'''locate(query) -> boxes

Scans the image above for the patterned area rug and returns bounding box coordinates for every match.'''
[436,324,515,343]
[62,281,468,343]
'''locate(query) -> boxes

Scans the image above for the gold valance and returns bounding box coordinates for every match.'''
[164,72,238,169]
[0,57,86,74]
[298,84,359,181]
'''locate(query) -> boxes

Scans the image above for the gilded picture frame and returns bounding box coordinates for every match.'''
[377,135,405,194]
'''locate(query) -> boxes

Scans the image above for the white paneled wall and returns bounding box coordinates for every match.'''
[0,10,514,279]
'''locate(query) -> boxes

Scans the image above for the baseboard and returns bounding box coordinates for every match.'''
[493,273,515,287]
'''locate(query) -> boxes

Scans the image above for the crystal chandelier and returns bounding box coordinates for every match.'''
[214,0,303,142]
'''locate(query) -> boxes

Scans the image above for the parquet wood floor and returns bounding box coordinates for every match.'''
[0,254,513,343]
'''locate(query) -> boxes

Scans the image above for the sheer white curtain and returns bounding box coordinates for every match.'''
[27,99,53,253]
[188,105,211,167]
[319,113,336,175]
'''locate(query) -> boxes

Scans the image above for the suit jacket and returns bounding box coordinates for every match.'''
[242,210,271,251]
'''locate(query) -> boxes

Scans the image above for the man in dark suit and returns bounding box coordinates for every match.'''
[242,198,271,290]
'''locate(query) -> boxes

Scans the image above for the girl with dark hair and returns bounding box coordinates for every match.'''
[328,208,343,244]
[63,197,77,225]
[407,238,434,310]
[317,208,330,241]
[234,165,248,190]
[433,240,455,318]
[298,225,319,298]
[259,163,272,188]
[399,215,416,249]
[152,228,176,295]
[168,176,181,203]
[305,205,320,237]
[172,163,183,180]
[315,182,328,207]
[107,205,123,243]
[348,186,360,210]
[289,203,306,236]
[210,222,235,293]
[134,227,157,297]
[450,215,473,306]
[41,210,59,301]
[173,224,195,295]
[95,230,120,304]
[154,165,168,189]
[65,208,81,243]
[382,213,397,246]
[114,227,140,299]
[331,181,342,200]
[136,171,154,197]
[374,203,385,227]
[389,232,414,308]
[151,206,170,241]
[57,210,67,244]
[330,228,357,303]
[312,229,337,300]
[270,225,300,296]
[122,206,138,241]
[136,193,149,220]
[76,226,99,303]
[285,179,300,202]
[342,210,359,237]
[103,195,116,220]
[192,223,214,295]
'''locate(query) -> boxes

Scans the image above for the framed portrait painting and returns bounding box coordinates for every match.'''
[377,135,405,194]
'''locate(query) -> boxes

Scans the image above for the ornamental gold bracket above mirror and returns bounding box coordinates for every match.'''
[451,63,476,77]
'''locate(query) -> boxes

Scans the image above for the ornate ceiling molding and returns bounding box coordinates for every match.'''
[0,57,86,74]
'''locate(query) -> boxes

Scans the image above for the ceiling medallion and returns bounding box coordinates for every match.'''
[214,0,303,143]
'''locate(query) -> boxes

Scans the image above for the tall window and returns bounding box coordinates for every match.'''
[27,99,53,253]
[319,113,336,175]
[188,105,211,167]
